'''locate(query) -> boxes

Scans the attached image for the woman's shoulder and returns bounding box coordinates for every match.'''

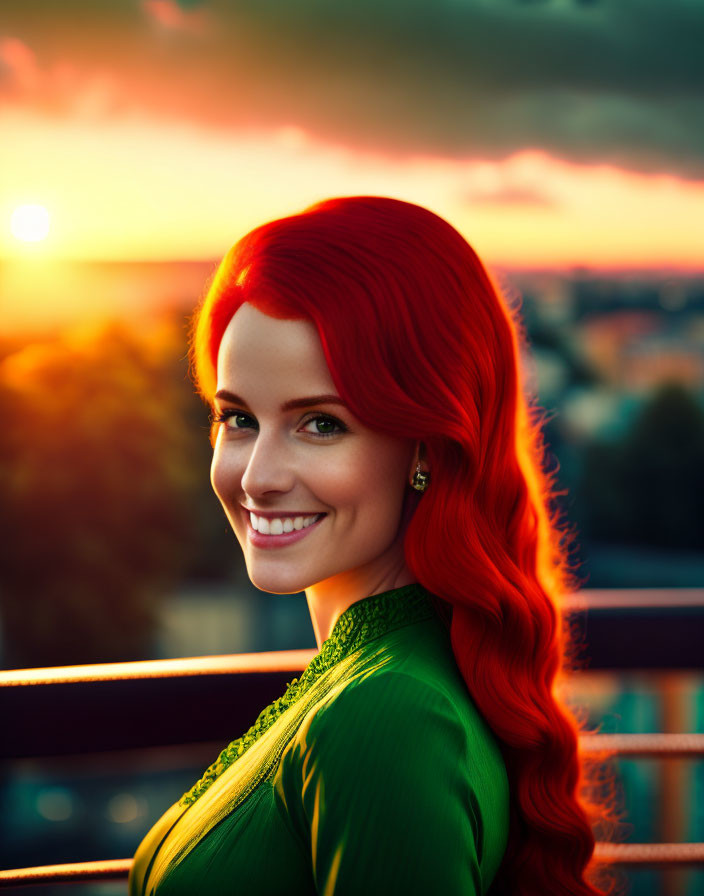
[276,637,511,893]
[300,626,509,798]
[364,612,508,766]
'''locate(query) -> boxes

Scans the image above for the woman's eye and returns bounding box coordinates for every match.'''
[301,415,346,438]
[211,410,253,430]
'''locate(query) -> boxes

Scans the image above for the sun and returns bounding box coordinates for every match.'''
[11,204,51,243]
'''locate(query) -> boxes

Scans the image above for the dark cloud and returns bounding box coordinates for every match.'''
[1,0,702,178]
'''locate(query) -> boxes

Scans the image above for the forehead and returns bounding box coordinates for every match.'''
[216,302,336,392]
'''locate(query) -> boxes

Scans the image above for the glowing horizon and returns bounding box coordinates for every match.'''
[2,108,704,272]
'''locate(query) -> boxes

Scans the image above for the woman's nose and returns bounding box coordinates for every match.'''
[240,431,297,498]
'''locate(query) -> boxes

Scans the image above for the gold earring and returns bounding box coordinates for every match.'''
[411,463,430,492]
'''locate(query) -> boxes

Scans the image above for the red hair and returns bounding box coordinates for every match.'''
[189,196,619,895]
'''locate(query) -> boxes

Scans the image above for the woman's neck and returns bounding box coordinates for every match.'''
[305,554,416,649]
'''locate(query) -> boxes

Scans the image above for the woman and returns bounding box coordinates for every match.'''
[130,196,615,895]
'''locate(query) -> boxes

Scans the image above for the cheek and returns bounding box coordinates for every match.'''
[331,443,408,523]
[210,444,240,505]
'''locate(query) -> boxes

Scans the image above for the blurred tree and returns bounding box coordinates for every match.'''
[0,318,205,668]
[576,382,704,551]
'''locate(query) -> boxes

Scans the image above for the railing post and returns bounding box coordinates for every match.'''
[661,673,692,896]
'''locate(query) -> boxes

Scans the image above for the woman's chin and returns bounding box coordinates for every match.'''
[246,567,311,596]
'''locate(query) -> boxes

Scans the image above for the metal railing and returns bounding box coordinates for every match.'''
[1,588,703,885]
[0,860,132,887]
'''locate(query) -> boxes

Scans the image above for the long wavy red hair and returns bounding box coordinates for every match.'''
[189,196,619,895]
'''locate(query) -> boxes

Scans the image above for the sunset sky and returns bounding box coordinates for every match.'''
[1,0,703,269]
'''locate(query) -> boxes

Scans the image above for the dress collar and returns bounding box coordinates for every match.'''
[179,583,434,807]
[314,582,435,670]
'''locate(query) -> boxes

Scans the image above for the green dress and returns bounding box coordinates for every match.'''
[129,583,509,895]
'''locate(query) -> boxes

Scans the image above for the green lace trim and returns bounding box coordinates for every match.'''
[179,583,434,806]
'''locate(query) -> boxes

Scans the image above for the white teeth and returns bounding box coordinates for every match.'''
[249,512,322,535]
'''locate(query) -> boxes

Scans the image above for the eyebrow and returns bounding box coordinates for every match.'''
[214,389,348,412]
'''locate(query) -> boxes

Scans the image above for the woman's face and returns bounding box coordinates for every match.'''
[210,302,417,596]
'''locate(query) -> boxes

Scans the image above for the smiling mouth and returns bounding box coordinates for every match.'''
[244,508,327,536]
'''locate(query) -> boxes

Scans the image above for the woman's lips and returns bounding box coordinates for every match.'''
[245,509,327,549]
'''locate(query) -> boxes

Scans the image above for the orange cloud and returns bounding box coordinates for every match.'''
[0,37,40,92]
[142,0,212,34]
[0,35,123,120]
